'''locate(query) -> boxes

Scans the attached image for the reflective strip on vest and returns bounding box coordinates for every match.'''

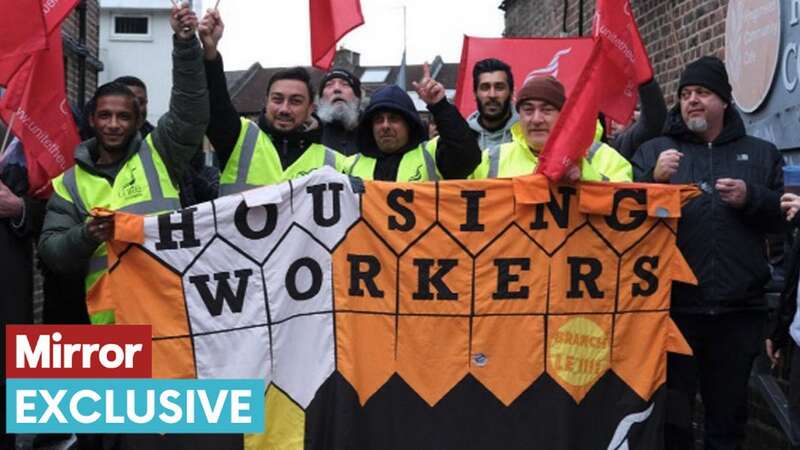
[121,198,181,214]
[219,124,339,196]
[323,147,336,168]
[421,141,439,181]
[139,138,167,200]
[219,122,261,195]
[586,142,603,163]
[487,146,501,179]
[62,169,89,217]
[235,121,261,187]
[72,139,179,296]
[586,142,611,181]
[347,154,362,176]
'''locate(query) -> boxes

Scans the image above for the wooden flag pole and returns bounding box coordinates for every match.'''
[0,112,17,157]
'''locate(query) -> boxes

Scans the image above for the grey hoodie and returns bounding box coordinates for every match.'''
[467,109,519,151]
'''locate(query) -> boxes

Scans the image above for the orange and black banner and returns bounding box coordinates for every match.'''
[96,168,698,449]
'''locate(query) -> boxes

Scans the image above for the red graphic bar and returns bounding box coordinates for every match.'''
[6,325,152,378]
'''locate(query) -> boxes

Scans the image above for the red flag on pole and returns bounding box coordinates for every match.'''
[536,0,652,181]
[43,0,81,33]
[454,36,595,118]
[0,0,47,60]
[592,0,653,123]
[0,29,79,196]
[536,42,605,182]
[309,0,364,70]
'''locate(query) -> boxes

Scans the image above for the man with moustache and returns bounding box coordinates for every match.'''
[467,58,518,151]
[198,9,346,195]
[632,56,784,450]
[317,68,361,156]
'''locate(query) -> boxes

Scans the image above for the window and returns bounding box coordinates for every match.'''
[111,14,151,41]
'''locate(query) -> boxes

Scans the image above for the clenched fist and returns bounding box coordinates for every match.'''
[653,149,683,182]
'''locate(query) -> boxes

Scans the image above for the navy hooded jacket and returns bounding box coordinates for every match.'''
[355,85,481,181]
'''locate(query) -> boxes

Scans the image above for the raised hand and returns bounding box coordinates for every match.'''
[170,1,198,40]
[412,62,445,106]
[198,8,224,60]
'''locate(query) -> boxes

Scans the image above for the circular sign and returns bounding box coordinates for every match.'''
[549,317,609,387]
[725,0,781,112]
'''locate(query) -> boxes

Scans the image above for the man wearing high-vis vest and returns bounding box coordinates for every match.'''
[471,76,632,182]
[198,10,346,195]
[38,3,208,325]
[345,64,481,181]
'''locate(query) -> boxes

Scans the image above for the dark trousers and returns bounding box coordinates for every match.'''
[790,344,800,449]
[665,311,766,450]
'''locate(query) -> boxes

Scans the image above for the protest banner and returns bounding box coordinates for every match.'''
[94,168,698,449]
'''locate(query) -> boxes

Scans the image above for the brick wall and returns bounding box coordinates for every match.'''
[62,0,101,108]
[502,0,728,106]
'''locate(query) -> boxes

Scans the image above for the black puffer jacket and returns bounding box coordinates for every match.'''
[633,104,785,313]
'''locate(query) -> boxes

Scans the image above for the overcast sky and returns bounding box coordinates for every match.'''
[199,0,506,70]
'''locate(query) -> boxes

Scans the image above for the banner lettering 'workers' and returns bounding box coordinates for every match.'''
[96,168,697,449]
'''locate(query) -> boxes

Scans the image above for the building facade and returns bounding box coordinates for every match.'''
[501,0,800,158]
[98,0,190,124]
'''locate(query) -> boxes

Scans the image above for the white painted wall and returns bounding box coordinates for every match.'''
[98,2,181,125]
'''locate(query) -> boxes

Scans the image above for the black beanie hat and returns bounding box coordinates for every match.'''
[678,56,732,103]
[319,68,362,98]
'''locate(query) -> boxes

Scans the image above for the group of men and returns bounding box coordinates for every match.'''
[1,2,792,450]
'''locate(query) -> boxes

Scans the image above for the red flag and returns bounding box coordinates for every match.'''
[536,42,605,182]
[454,36,595,118]
[0,0,78,86]
[43,0,81,33]
[592,0,653,123]
[309,0,364,70]
[0,0,47,60]
[0,55,31,87]
[1,29,79,196]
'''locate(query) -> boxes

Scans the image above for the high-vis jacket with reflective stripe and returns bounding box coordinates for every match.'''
[50,134,181,323]
[344,138,441,181]
[219,117,347,195]
[470,122,632,181]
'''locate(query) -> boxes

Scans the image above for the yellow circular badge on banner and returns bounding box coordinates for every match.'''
[549,317,610,387]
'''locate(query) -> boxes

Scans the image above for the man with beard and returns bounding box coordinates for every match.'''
[318,68,361,155]
[198,9,346,195]
[467,58,518,151]
[345,63,480,181]
[38,2,207,325]
[633,56,784,450]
